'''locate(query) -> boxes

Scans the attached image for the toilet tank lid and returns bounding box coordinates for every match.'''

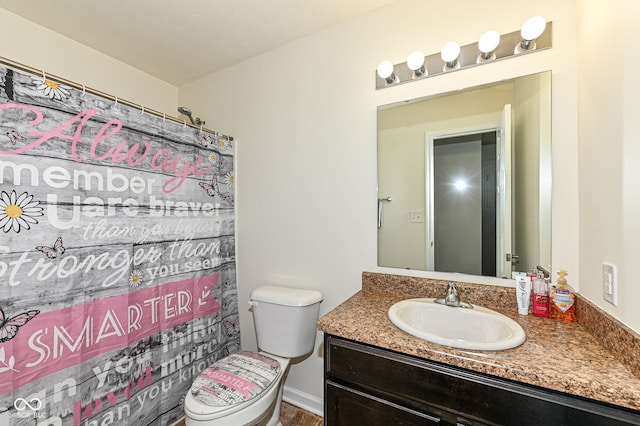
[251,285,323,306]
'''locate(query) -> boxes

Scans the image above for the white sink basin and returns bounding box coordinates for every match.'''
[388,298,525,351]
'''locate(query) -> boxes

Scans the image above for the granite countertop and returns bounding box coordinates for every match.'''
[318,285,640,412]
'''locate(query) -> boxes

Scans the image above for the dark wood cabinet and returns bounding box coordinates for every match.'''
[326,382,440,425]
[324,334,640,426]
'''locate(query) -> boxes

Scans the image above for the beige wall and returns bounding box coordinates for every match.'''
[179,0,582,409]
[0,8,178,114]
[577,1,640,333]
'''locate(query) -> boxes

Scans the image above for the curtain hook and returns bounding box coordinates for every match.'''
[81,84,86,97]
[114,96,118,106]
[183,120,186,128]
[41,69,46,81]
[162,113,166,122]
[199,123,203,134]
[140,105,145,115]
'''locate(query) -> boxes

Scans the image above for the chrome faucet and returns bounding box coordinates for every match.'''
[434,282,473,309]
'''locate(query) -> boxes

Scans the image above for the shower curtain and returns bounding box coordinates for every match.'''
[0,65,239,425]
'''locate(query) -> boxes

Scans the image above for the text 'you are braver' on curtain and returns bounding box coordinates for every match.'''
[0,65,240,426]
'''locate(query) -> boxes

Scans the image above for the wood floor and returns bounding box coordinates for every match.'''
[175,401,323,426]
[279,401,324,426]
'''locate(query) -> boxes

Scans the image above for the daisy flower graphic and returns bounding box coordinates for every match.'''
[0,191,44,233]
[218,138,232,152]
[32,77,71,101]
[128,269,143,288]
[209,153,218,163]
[222,172,234,187]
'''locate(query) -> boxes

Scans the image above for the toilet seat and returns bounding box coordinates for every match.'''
[191,351,282,407]
[184,351,288,423]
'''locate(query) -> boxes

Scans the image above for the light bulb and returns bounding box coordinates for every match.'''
[478,30,500,54]
[441,42,460,63]
[407,51,426,77]
[521,16,546,41]
[454,180,468,191]
[377,60,394,79]
[407,51,425,71]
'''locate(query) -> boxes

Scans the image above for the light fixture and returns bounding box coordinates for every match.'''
[407,51,427,78]
[517,16,547,53]
[377,60,398,85]
[441,42,461,70]
[477,30,500,63]
[375,17,551,89]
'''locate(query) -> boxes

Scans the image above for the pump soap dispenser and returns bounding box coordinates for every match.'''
[532,272,549,317]
[549,270,576,322]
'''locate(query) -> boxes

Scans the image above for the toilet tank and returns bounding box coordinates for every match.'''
[249,285,323,358]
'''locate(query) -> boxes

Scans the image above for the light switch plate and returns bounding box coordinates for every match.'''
[603,262,618,306]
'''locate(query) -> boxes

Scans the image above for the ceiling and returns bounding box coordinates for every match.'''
[0,0,400,86]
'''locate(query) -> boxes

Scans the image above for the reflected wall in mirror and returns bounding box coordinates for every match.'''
[377,71,551,278]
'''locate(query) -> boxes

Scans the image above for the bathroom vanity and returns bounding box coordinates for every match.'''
[318,273,640,426]
[324,335,639,425]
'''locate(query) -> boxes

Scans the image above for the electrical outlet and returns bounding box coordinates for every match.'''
[602,262,617,306]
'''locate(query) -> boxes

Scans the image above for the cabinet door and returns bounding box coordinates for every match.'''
[326,381,440,426]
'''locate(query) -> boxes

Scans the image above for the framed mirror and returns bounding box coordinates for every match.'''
[377,71,551,278]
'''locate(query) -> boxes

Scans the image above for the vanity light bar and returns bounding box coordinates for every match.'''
[375,21,552,90]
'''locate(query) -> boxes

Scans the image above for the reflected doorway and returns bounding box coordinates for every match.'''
[431,131,496,276]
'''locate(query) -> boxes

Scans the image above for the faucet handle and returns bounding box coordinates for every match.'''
[445,282,459,305]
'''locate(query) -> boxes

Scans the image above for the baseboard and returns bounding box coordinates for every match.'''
[282,385,324,417]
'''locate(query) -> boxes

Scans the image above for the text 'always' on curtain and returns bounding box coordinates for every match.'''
[0,65,239,425]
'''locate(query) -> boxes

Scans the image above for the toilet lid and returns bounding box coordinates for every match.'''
[190,351,282,407]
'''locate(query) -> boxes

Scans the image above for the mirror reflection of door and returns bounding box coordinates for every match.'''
[427,104,512,277]
[432,131,496,276]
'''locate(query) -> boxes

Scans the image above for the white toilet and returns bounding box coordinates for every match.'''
[184,285,323,426]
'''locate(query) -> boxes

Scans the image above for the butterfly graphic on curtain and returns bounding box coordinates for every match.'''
[199,175,234,205]
[36,236,65,258]
[0,307,40,343]
[223,342,240,357]
[199,175,219,197]
[7,130,26,145]
[223,317,240,337]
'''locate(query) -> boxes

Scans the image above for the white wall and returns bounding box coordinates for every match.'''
[179,0,582,407]
[0,8,177,114]
[577,1,640,332]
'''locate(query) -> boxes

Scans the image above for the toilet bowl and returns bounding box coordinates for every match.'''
[183,285,322,426]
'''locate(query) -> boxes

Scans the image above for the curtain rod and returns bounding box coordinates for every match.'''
[0,55,233,141]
